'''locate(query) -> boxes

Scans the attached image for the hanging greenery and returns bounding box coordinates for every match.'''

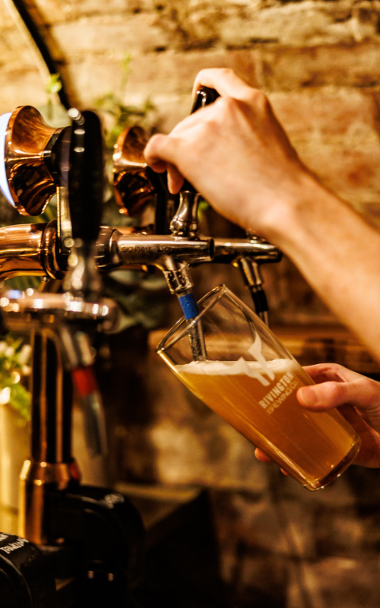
[0,335,31,422]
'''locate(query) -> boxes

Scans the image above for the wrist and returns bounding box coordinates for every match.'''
[249,169,344,251]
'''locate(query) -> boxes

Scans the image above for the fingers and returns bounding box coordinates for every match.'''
[145,67,266,197]
[144,134,185,194]
[254,447,272,463]
[166,162,185,194]
[192,68,252,100]
[297,382,351,409]
[297,376,380,411]
[144,133,173,170]
[304,362,362,384]
[254,448,289,475]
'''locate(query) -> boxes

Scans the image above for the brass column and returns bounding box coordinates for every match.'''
[19,328,80,545]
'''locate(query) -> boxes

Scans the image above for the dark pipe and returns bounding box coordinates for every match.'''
[31,331,73,464]
[11,0,71,110]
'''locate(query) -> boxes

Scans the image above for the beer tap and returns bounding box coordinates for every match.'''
[178,87,281,324]
[0,107,145,606]
[0,97,281,333]
[111,86,220,352]
[213,233,282,325]
[111,94,216,360]
[0,87,284,603]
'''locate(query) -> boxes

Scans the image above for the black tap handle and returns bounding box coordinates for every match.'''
[181,86,220,193]
[190,85,220,114]
[180,179,197,194]
[68,109,104,244]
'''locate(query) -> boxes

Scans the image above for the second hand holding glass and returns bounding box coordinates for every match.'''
[157,285,361,491]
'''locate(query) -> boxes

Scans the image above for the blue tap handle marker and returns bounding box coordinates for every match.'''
[178,292,200,320]
[178,292,207,360]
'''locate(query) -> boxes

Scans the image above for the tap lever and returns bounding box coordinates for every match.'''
[181,86,220,196]
[191,86,220,114]
[168,86,220,359]
[171,86,220,229]
[169,191,201,238]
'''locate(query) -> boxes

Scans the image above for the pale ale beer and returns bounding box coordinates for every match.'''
[174,358,360,490]
[157,284,361,490]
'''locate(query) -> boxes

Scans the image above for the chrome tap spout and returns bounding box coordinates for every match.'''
[213,237,282,265]
[108,230,214,295]
[0,223,214,285]
[114,231,214,269]
[213,236,282,325]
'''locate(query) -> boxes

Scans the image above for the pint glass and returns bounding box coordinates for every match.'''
[156,285,361,491]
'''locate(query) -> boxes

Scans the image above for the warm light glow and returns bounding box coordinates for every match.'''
[0,113,14,206]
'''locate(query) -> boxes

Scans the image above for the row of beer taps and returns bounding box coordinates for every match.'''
[0,86,281,319]
[0,87,282,605]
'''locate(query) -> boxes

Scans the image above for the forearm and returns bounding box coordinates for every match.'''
[263,174,380,361]
[144,66,380,360]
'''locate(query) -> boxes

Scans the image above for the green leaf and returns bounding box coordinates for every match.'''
[46,73,62,95]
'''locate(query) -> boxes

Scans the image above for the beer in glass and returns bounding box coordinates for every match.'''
[156,285,361,490]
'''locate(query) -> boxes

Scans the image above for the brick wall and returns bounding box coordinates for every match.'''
[21,0,380,219]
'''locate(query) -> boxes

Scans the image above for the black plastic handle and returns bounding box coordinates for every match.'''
[181,86,220,193]
[68,110,104,244]
[190,85,220,114]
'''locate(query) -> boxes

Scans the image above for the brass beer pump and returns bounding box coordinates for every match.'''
[0,108,145,606]
[0,94,220,604]
[0,86,283,604]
